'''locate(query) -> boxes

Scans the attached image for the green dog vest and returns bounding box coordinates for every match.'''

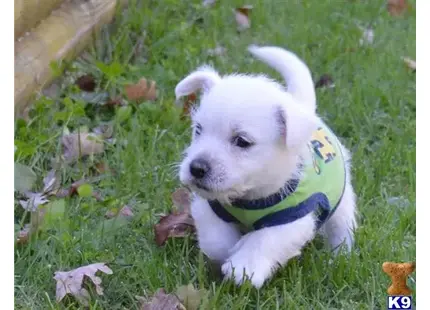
[208,122,346,231]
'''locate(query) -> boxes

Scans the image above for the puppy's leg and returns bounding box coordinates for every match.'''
[222,214,316,288]
[191,196,242,263]
[322,149,357,253]
[323,180,357,253]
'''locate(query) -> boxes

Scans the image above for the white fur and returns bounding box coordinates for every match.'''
[176,45,357,288]
[248,45,317,112]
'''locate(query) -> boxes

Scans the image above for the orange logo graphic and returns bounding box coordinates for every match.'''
[382,262,415,296]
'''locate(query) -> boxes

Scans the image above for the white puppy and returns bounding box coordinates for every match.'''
[174,45,357,288]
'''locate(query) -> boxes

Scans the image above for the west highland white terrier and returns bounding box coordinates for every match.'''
[174,45,357,288]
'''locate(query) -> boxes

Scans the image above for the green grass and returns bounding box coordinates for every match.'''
[14,0,416,309]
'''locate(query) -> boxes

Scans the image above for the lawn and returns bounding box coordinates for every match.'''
[14,0,416,309]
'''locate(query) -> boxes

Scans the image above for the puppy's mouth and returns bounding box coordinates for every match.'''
[194,182,210,191]
[187,179,245,202]
[184,180,220,199]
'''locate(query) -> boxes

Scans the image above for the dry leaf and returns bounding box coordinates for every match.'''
[234,5,253,32]
[125,78,157,101]
[43,169,61,195]
[62,132,104,163]
[171,188,192,214]
[54,263,113,306]
[19,192,49,211]
[387,0,408,16]
[139,288,185,310]
[402,57,416,71]
[176,284,208,310]
[315,74,335,89]
[154,212,195,246]
[19,169,63,212]
[76,74,96,92]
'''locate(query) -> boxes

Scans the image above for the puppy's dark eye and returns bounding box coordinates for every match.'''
[194,124,202,136]
[233,136,253,148]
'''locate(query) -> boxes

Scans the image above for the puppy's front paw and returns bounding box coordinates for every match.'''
[221,245,274,289]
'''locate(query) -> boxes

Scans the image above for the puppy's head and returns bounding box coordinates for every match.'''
[176,51,318,202]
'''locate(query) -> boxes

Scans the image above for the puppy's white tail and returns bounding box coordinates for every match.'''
[248,45,316,112]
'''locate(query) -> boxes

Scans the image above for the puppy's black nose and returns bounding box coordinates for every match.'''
[190,158,210,179]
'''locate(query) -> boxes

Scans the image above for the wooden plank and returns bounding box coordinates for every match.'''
[14,0,128,117]
[15,0,64,39]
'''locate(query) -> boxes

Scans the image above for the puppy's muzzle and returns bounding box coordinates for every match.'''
[190,158,211,179]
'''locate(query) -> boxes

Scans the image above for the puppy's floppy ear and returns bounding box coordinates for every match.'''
[175,65,221,99]
[276,103,319,149]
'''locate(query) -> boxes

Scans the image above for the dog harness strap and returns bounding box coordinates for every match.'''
[252,192,331,230]
[209,122,346,231]
[208,200,240,224]
[229,178,300,210]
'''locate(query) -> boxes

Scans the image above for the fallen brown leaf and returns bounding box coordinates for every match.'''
[54,263,113,306]
[171,188,192,214]
[138,288,185,310]
[76,74,96,92]
[387,0,408,16]
[154,212,195,246]
[43,169,61,195]
[315,74,335,89]
[19,192,49,211]
[19,169,63,212]
[402,57,416,71]
[125,78,157,101]
[62,132,104,163]
[234,5,253,32]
